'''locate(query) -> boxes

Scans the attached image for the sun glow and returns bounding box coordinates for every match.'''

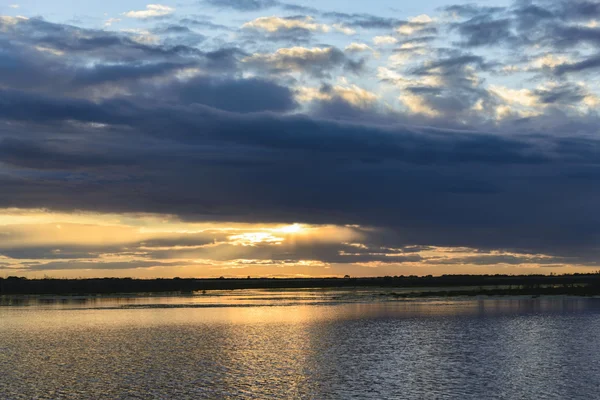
[228,233,285,247]
[276,224,304,234]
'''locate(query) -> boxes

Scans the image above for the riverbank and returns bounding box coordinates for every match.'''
[1,274,600,296]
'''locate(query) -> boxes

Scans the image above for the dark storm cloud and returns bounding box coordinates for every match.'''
[0,89,137,124]
[1,98,600,260]
[0,86,552,168]
[72,62,194,86]
[0,137,137,170]
[159,76,299,112]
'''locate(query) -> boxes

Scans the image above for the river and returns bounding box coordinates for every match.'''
[1,289,599,399]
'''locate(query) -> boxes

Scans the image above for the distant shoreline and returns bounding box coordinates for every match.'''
[1,274,600,297]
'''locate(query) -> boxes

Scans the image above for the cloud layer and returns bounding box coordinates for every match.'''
[1,0,600,276]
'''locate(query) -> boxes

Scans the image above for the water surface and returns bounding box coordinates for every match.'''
[1,290,599,399]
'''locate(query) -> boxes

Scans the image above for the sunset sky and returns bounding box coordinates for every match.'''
[1,0,600,278]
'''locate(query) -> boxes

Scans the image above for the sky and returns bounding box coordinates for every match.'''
[1,0,600,278]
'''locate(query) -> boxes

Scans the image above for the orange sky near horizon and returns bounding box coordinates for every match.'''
[0,208,595,279]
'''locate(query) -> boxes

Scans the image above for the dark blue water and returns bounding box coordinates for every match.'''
[1,291,599,399]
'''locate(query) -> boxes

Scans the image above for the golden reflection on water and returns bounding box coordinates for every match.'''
[0,289,594,330]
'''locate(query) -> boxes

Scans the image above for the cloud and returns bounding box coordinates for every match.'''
[239,16,333,43]
[442,4,506,19]
[2,210,591,274]
[546,25,600,49]
[24,260,182,271]
[0,137,136,170]
[322,12,405,29]
[410,14,434,24]
[333,24,355,35]
[533,83,587,105]
[488,85,538,108]
[444,0,600,53]
[451,16,517,47]
[1,78,600,261]
[123,4,174,19]
[391,53,493,118]
[149,24,207,46]
[512,4,555,31]
[203,0,321,15]
[344,42,375,53]
[529,53,572,70]
[373,35,397,45]
[240,16,354,40]
[157,76,298,112]
[0,17,207,62]
[179,17,233,31]
[395,14,436,36]
[296,83,379,108]
[204,0,280,11]
[3,6,600,274]
[242,16,329,32]
[104,18,121,27]
[242,46,360,77]
[554,0,600,21]
[555,54,600,74]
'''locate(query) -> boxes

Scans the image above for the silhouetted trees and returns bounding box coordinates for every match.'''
[1,273,600,296]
